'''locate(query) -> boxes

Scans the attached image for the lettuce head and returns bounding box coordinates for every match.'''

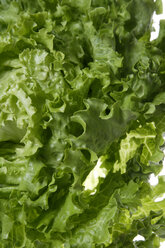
[0,0,165,247]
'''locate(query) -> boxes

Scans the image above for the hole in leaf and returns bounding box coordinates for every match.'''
[105,107,110,115]
[67,121,84,137]
[43,116,50,122]
[101,106,111,118]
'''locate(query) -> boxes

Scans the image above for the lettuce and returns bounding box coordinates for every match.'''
[0,0,165,247]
